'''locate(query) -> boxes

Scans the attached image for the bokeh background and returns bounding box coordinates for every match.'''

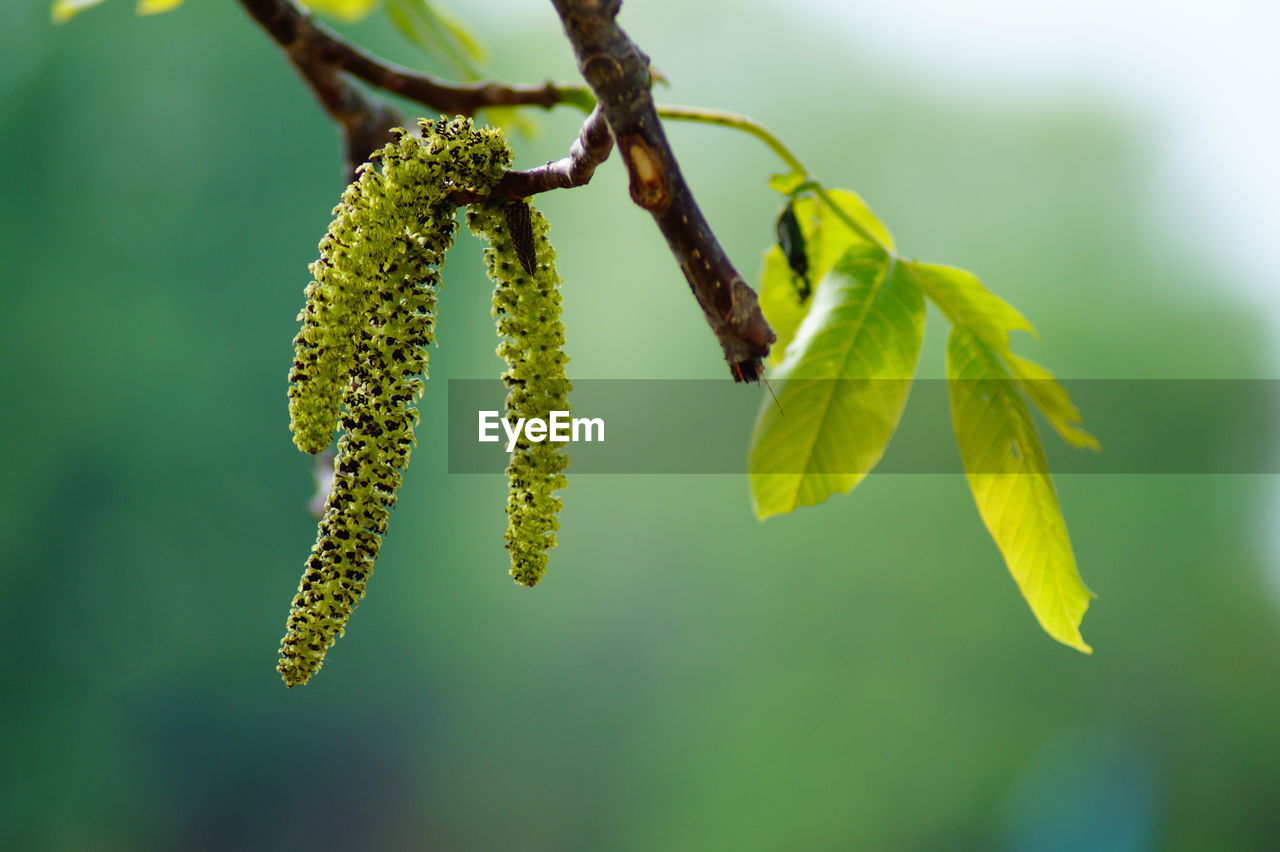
[4,0,1280,848]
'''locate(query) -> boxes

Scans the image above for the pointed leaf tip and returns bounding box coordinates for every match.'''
[946,326,1094,653]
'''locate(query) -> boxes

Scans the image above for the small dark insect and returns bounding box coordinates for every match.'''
[505,200,538,275]
[775,201,811,301]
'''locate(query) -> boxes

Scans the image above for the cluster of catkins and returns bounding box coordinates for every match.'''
[280,117,569,687]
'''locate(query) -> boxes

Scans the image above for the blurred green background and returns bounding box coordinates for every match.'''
[4,0,1279,848]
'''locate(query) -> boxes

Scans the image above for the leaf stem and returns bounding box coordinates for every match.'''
[655,104,888,253]
[655,104,806,175]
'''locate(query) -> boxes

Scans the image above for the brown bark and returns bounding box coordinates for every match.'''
[236,0,585,174]
[548,0,775,380]
[235,0,774,378]
[448,107,614,205]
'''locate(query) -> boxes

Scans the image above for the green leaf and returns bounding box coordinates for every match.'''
[136,0,182,14]
[384,0,539,138]
[908,261,1033,348]
[386,0,435,57]
[750,243,924,519]
[302,0,381,22]
[767,171,807,196]
[1005,353,1099,449]
[54,0,189,23]
[908,261,1097,449]
[913,260,1096,647]
[386,0,485,80]
[758,190,895,364]
[946,326,1094,653]
[758,244,812,369]
[426,0,487,64]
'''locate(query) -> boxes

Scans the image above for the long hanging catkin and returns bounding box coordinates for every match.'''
[467,199,571,587]
[279,117,510,687]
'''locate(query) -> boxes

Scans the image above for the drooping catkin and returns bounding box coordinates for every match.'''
[279,117,511,687]
[467,199,571,587]
[288,119,508,453]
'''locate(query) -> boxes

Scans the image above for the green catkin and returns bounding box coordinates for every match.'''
[467,199,571,587]
[288,119,506,453]
[279,117,511,687]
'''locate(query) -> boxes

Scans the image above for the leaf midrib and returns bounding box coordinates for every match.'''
[784,253,898,506]
[954,331,1087,643]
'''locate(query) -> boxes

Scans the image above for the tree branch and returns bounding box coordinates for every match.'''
[234,0,398,178]
[237,0,587,117]
[235,0,771,378]
[293,52,402,182]
[237,0,596,179]
[548,0,775,381]
[449,107,614,204]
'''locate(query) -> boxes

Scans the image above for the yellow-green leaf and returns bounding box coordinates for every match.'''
[1005,353,1099,449]
[758,243,812,368]
[425,0,487,63]
[136,0,183,15]
[386,0,485,79]
[51,0,110,24]
[908,261,1033,349]
[767,171,807,195]
[759,190,896,364]
[301,0,381,23]
[750,243,924,519]
[947,326,1094,653]
[909,260,1097,449]
[52,0,186,22]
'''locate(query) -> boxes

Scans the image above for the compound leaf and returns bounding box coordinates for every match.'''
[909,261,1096,448]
